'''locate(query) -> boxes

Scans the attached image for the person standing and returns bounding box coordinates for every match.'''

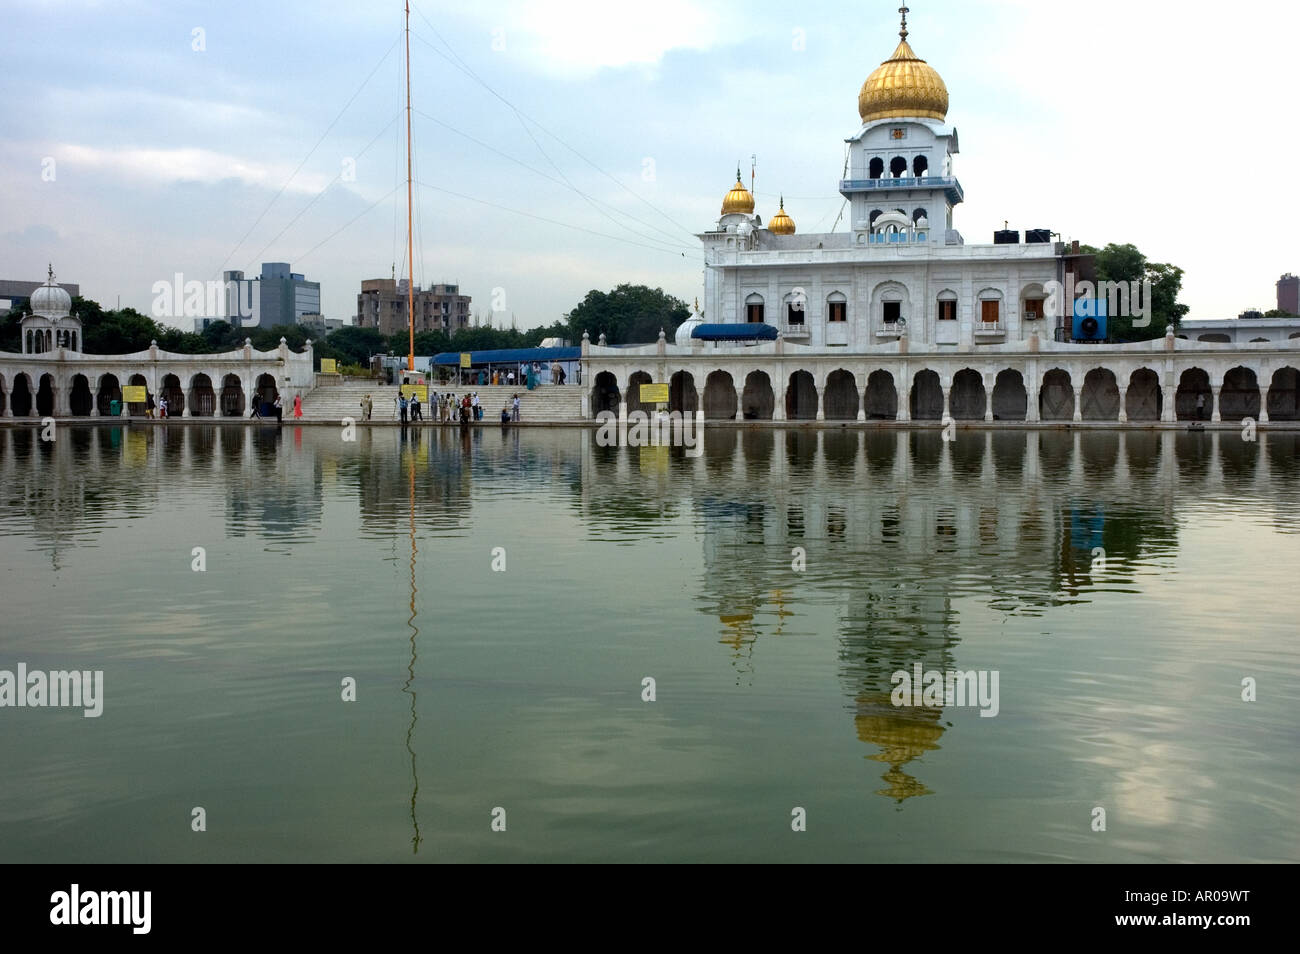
[145,391,156,419]
[293,393,302,420]
[411,393,422,421]
[158,396,168,419]
[399,393,409,424]
[1196,392,1206,420]
[511,393,520,422]
[361,394,373,421]
[249,392,260,419]
[273,393,283,424]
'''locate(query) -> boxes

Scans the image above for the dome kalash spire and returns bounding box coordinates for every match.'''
[857,5,949,123]
[720,166,755,215]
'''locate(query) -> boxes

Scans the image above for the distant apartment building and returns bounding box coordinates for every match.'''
[195,262,321,332]
[355,279,471,336]
[299,313,344,336]
[1279,273,1299,315]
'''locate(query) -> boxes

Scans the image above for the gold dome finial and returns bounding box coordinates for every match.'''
[768,195,796,235]
[720,165,755,215]
[857,7,948,123]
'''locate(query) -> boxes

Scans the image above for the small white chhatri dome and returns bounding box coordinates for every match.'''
[22,264,82,354]
[675,298,705,346]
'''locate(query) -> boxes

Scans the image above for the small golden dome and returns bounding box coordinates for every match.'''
[857,12,948,123]
[720,167,755,215]
[768,196,795,235]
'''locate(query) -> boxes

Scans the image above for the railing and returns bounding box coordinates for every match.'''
[840,176,964,203]
[782,323,810,337]
[974,321,1005,334]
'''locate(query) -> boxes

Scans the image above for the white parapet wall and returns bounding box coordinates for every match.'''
[580,330,1300,424]
[0,337,315,417]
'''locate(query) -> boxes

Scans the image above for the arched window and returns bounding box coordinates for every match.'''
[869,209,883,228]
[826,291,847,323]
[937,289,958,321]
[912,208,928,224]
[889,156,908,178]
[783,290,805,326]
[977,288,1003,325]
[745,293,765,324]
[869,157,884,179]
[913,155,928,177]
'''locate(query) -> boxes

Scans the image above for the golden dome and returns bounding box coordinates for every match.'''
[720,167,755,215]
[857,13,948,123]
[768,196,795,235]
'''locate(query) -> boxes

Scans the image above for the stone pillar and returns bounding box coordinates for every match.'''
[1160,376,1176,422]
[941,383,951,421]
[1211,385,1221,423]
[983,375,993,422]
[2,385,11,417]
[773,394,786,422]
[1072,386,1083,422]
[1117,386,1128,424]
[1258,387,1269,424]
[734,387,744,422]
[815,386,825,421]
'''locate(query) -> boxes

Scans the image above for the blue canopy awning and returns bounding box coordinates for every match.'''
[690,323,779,341]
[430,346,581,367]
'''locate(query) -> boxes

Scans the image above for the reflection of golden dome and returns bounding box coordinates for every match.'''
[857,14,948,123]
[854,691,945,801]
[721,168,755,215]
[768,196,795,235]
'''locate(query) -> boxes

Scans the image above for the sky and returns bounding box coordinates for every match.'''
[2,0,1298,330]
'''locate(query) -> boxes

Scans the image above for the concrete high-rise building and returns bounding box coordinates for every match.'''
[355,279,471,336]
[1279,273,1299,315]
[201,262,321,332]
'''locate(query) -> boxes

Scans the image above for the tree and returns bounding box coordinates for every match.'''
[1080,243,1189,341]
[563,284,689,345]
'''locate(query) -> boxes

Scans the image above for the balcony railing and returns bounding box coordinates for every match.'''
[782,322,810,338]
[840,175,964,205]
[974,320,1005,335]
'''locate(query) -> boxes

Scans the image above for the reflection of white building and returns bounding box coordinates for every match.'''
[700,11,1057,350]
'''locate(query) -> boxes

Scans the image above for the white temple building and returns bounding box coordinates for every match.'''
[581,9,1300,426]
[699,9,1056,350]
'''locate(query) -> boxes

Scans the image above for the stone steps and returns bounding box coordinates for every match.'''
[298,382,583,422]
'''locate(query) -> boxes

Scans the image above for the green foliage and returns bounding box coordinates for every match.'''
[1264,308,1299,319]
[1078,243,1189,341]
[562,284,689,345]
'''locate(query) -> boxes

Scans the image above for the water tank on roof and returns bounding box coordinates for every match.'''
[1025,228,1052,243]
[993,229,1020,244]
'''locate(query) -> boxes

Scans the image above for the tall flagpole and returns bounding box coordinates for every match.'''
[405,0,415,372]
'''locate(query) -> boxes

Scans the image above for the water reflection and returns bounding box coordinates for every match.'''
[2,423,1298,824]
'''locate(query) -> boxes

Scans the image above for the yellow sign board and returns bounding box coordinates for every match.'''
[459,353,472,369]
[400,384,428,402]
[639,383,669,404]
[320,358,337,373]
[122,385,147,403]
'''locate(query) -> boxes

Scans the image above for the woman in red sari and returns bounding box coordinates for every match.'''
[293,393,303,419]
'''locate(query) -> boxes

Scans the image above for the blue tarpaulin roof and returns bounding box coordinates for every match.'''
[691,323,779,341]
[430,346,581,367]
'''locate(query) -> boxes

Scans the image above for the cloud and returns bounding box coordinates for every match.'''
[51,143,334,194]
[482,0,729,77]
